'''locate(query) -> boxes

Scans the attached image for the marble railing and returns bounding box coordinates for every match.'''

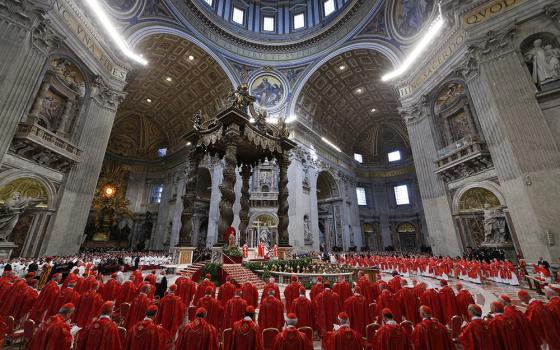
[435,136,493,182]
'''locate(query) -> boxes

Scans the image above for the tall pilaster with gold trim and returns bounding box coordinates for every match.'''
[463,25,560,261]
[0,0,59,166]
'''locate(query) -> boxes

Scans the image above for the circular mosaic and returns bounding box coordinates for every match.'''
[249,74,286,110]
[390,0,436,42]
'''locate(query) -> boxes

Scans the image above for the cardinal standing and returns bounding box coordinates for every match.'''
[315,284,341,336]
[518,290,560,349]
[73,282,104,327]
[284,275,303,309]
[76,301,122,350]
[193,274,216,305]
[196,286,224,330]
[289,287,314,329]
[176,275,197,306]
[420,287,444,323]
[411,305,454,350]
[124,284,153,331]
[115,278,138,311]
[273,313,313,350]
[544,285,560,321]
[175,307,219,350]
[322,312,364,350]
[28,303,75,350]
[343,286,370,336]
[333,276,352,306]
[124,305,170,350]
[487,301,520,350]
[229,306,263,350]
[498,294,540,350]
[310,277,325,302]
[29,273,62,322]
[155,284,185,336]
[259,289,285,331]
[101,273,122,302]
[396,279,420,324]
[224,288,248,329]
[438,280,459,325]
[48,281,81,317]
[242,281,259,308]
[455,282,475,321]
[218,276,236,306]
[377,288,402,323]
[372,308,413,350]
[261,277,281,301]
[459,304,495,350]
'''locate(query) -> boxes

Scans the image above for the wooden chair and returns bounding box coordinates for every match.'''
[5,316,24,345]
[298,326,313,341]
[365,322,380,350]
[118,326,127,346]
[400,320,413,337]
[119,303,131,326]
[21,319,35,349]
[262,328,279,350]
[222,328,232,350]
[450,315,462,341]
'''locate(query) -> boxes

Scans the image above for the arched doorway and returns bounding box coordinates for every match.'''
[397,223,418,251]
[248,213,278,249]
[316,171,343,252]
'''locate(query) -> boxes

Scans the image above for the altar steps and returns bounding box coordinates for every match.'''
[178,262,207,279]
[222,264,266,290]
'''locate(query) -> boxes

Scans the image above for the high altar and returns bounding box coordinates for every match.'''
[173,85,296,264]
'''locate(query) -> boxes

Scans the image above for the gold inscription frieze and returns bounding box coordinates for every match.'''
[464,0,528,27]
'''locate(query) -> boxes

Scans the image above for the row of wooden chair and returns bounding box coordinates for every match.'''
[221,326,314,350]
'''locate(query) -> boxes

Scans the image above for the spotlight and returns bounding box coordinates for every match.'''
[321,137,341,152]
[188,55,195,61]
[146,98,152,103]
[166,77,173,82]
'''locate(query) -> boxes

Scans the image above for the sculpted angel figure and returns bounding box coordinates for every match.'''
[0,192,46,241]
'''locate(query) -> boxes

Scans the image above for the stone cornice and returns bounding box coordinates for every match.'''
[91,76,126,111]
[0,0,52,27]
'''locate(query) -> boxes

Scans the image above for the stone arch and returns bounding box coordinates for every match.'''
[316,170,340,200]
[0,169,57,209]
[452,181,506,214]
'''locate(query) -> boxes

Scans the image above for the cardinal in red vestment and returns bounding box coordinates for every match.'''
[259,289,285,331]
[396,279,420,324]
[115,278,138,311]
[420,287,444,323]
[355,272,374,304]
[487,301,520,350]
[412,281,426,299]
[333,276,352,306]
[518,290,560,349]
[131,269,144,288]
[455,282,475,321]
[459,304,495,350]
[176,275,197,306]
[196,286,224,330]
[9,279,39,322]
[175,307,219,350]
[0,278,27,317]
[124,305,170,350]
[242,281,259,308]
[101,273,122,301]
[229,306,263,350]
[76,301,122,350]
[411,305,454,350]
[315,284,341,336]
[343,286,370,336]
[372,308,413,350]
[124,284,153,331]
[261,277,281,302]
[310,277,325,302]
[322,312,365,350]
[438,280,459,325]
[29,273,62,322]
[224,288,248,329]
[155,284,185,336]
[284,275,303,309]
[377,288,402,323]
[72,282,104,327]
[0,316,7,348]
[218,276,236,306]
[48,281,80,317]
[28,303,75,350]
[272,313,313,350]
[193,274,216,305]
[498,294,540,350]
[289,287,314,329]
[388,272,403,293]
[545,285,560,321]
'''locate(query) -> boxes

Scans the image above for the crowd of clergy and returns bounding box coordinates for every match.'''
[1,261,560,349]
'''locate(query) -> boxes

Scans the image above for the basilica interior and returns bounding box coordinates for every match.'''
[0,0,559,266]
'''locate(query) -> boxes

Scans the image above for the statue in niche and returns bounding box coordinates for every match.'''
[482,203,508,245]
[524,39,560,85]
[259,226,271,248]
[303,216,312,244]
[0,192,45,241]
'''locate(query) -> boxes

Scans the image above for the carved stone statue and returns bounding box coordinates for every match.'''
[303,216,313,244]
[0,192,45,241]
[192,110,206,130]
[259,226,270,248]
[228,84,255,111]
[524,39,560,85]
[482,203,508,245]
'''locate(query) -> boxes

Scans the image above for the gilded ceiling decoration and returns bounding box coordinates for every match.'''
[295,49,402,153]
[107,34,233,159]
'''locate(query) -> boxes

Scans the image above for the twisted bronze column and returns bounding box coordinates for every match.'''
[217,127,240,245]
[178,150,203,246]
[238,163,252,245]
[277,152,291,246]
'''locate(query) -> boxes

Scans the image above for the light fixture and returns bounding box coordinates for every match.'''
[355,88,363,94]
[146,98,152,103]
[321,137,341,152]
[382,10,444,81]
[370,108,376,113]
[166,77,173,82]
[339,65,346,71]
[285,115,297,123]
[186,141,192,146]
[188,55,195,61]
[84,0,148,65]
[266,118,279,124]
[249,117,256,123]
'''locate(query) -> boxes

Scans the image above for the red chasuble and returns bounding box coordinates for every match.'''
[503,305,540,350]
[438,286,459,325]
[224,296,248,329]
[258,295,285,331]
[176,278,197,306]
[456,289,475,321]
[343,294,371,336]
[487,313,521,350]
[333,281,352,306]
[241,282,259,308]
[411,318,455,350]
[72,290,104,327]
[48,286,80,317]
[76,316,122,350]
[322,325,365,350]
[289,295,314,329]
[315,289,341,336]
[101,278,121,302]
[124,293,152,331]
[273,327,313,350]
[115,281,138,310]
[388,276,403,293]
[373,322,413,350]
[356,277,373,304]
[28,314,73,350]
[546,296,560,321]
[377,290,402,323]
[261,283,281,302]
[459,318,495,350]
[124,319,170,350]
[284,282,303,309]
[155,293,185,336]
[229,319,263,350]
[175,318,219,350]
[218,281,236,306]
[0,279,26,317]
[193,280,216,305]
[196,295,224,329]
[396,287,420,324]
[525,299,560,349]
[420,289,444,323]
[11,285,38,321]
[29,280,60,322]
[310,282,324,303]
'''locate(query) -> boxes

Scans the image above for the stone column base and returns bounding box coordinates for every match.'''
[277,246,293,260]
[172,247,196,265]
[0,241,17,259]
